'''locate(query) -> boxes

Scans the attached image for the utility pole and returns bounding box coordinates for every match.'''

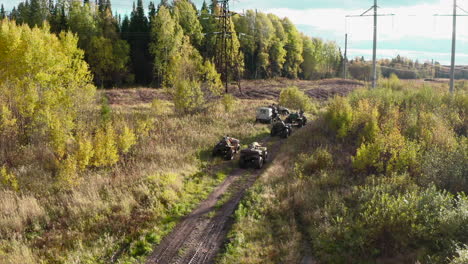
[346,1,394,89]
[372,0,377,89]
[450,0,457,94]
[343,33,348,79]
[435,2,468,94]
[432,59,435,79]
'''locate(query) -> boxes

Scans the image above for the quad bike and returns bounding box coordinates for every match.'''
[270,120,292,138]
[212,137,240,160]
[239,142,268,169]
[256,107,279,124]
[285,112,307,128]
[277,106,290,116]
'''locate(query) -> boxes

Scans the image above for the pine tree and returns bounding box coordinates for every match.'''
[201,0,208,12]
[121,15,130,35]
[199,0,216,59]
[58,4,67,31]
[157,0,170,12]
[15,1,30,25]
[148,1,156,25]
[0,4,5,20]
[28,0,47,28]
[210,0,218,14]
[128,0,152,85]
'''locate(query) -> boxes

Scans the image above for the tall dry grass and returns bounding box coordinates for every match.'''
[0,96,273,263]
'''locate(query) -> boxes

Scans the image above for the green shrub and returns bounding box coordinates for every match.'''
[297,148,333,177]
[130,238,152,257]
[351,99,380,144]
[92,124,119,167]
[353,127,420,175]
[118,125,137,154]
[0,166,19,191]
[325,96,353,139]
[313,176,468,262]
[379,73,403,90]
[75,133,94,170]
[173,79,204,114]
[221,94,236,112]
[279,86,316,112]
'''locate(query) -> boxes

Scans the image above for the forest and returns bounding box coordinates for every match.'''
[0,0,467,264]
[1,0,343,88]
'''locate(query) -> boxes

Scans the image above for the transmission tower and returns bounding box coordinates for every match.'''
[217,0,233,94]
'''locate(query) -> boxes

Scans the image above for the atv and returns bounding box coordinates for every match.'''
[270,120,292,138]
[239,142,268,169]
[256,107,280,124]
[285,112,307,128]
[212,137,240,160]
[277,106,290,116]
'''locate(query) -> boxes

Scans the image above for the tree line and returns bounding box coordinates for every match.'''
[2,0,343,88]
[347,55,468,81]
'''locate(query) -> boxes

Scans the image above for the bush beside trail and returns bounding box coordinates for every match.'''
[218,77,468,264]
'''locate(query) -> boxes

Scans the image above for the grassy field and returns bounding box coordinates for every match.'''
[0,93,273,263]
[2,77,465,264]
[217,79,467,264]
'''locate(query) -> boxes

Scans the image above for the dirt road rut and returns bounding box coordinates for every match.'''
[146,139,282,264]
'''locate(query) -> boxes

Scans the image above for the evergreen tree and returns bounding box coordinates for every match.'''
[0,5,5,20]
[201,0,208,12]
[199,0,216,58]
[210,0,218,14]
[148,1,156,25]
[121,15,130,34]
[157,0,170,11]
[58,4,68,31]
[128,0,152,85]
[99,1,118,40]
[15,1,30,25]
[28,0,48,28]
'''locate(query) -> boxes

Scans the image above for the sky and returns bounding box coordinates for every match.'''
[3,0,468,64]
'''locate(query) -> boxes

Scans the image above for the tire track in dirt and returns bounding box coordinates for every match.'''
[146,138,283,264]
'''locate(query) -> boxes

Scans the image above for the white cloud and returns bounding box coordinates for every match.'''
[261,0,468,42]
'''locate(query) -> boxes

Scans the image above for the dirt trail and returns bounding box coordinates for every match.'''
[146,138,283,264]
